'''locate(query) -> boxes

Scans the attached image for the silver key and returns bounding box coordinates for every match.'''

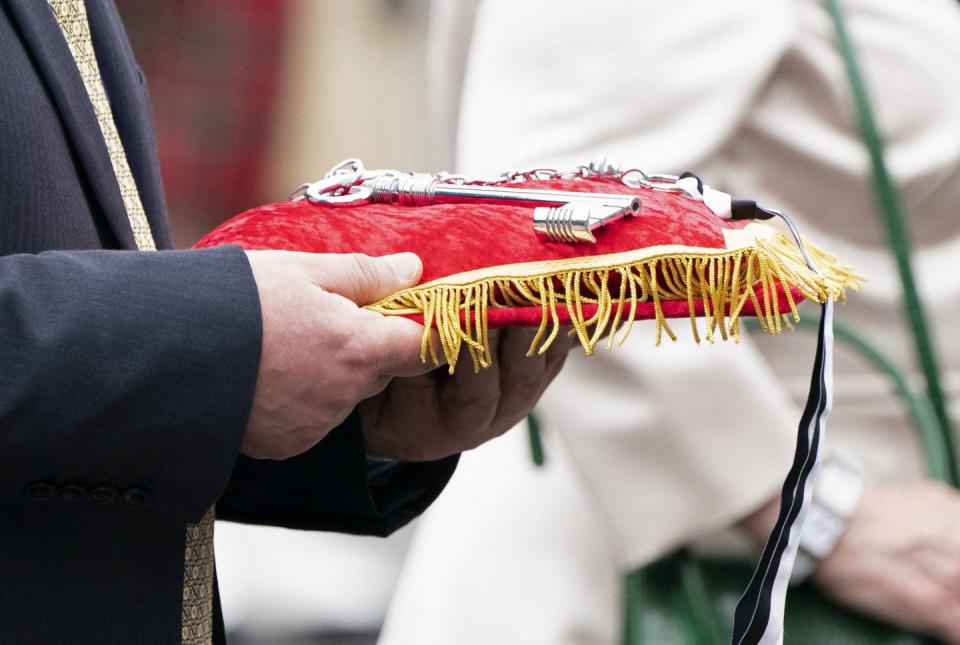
[301,171,641,244]
[368,174,640,244]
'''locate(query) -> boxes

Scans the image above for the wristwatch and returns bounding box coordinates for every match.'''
[790,451,866,585]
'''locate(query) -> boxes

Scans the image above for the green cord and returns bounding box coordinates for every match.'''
[809,317,951,483]
[622,570,644,645]
[677,554,726,645]
[773,316,952,483]
[527,412,546,467]
[825,0,959,485]
[677,316,951,645]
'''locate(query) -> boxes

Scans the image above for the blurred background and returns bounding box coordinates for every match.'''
[116,1,430,643]
[117,0,430,249]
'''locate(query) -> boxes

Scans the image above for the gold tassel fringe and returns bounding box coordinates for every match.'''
[367,231,863,374]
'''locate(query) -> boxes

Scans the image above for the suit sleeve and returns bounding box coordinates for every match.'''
[217,413,459,537]
[0,244,457,532]
[0,245,261,523]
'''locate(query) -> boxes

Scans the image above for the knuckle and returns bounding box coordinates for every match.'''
[450,399,500,433]
[921,588,954,616]
[328,389,362,416]
[545,349,569,374]
[489,417,520,439]
[279,433,314,460]
[946,565,960,588]
[346,253,382,290]
[512,376,545,400]
[501,373,546,414]
[906,531,932,554]
[343,328,383,372]
[920,524,945,549]
[446,412,497,440]
[455,387,500,408]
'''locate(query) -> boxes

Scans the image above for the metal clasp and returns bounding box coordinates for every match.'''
[533,199,639,243]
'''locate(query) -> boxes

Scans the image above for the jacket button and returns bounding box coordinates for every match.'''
[24,481,57,499]
[120,487,151,509]
[57,483,86,502]
[87,485,117,506]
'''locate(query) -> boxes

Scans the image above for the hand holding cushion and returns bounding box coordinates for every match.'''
[242,250,430,459]
[206,167,860,464]
[242,249,572,462]
[359,327,573,461]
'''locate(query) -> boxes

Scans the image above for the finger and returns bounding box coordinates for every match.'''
[359,371,446,461]
[364,312,446,377]
[916,579,960,642]
[310,252,423,306]
[542,325,575,381]
[927,491,960,558]
[358,373,393,402]
[439,330,502,439]
[491,328,551,432]
[915,548,960,597]
[828,556,960,640]
[886,561,960,641]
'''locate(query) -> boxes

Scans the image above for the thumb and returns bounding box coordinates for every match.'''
[313,252,423,306]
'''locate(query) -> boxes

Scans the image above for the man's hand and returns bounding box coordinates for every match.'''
[358,328,572,461]
[243,250,431,459]
[742,479,960,643]
[814,480,960,643]
[244,250,573,462]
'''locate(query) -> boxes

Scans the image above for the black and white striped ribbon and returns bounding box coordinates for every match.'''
[731,299,834,645]
[670,174,837,643]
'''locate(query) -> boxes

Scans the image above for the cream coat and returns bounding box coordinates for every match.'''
[382,1,960,642]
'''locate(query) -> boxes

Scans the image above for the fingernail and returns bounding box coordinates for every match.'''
[384,252,422,283]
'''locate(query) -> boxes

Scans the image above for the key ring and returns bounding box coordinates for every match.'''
[294,158,372,204]
[304,178,372,204]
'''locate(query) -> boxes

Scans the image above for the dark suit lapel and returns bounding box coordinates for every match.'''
[87,0,173,250]
[7,0,138,249]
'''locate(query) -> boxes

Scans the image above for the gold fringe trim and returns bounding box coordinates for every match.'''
[367,232,863,373]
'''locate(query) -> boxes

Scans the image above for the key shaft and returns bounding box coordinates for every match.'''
[368,175,641,214]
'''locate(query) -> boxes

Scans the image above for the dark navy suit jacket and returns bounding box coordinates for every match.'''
[0,1,456,642]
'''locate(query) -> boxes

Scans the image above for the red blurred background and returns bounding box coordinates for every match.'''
[116,0,289,247]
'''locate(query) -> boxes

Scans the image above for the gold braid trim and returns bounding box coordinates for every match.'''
[366,230,863,374]
[181,507,216,644]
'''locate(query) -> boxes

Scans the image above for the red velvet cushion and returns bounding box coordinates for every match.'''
[195,177,858,370]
